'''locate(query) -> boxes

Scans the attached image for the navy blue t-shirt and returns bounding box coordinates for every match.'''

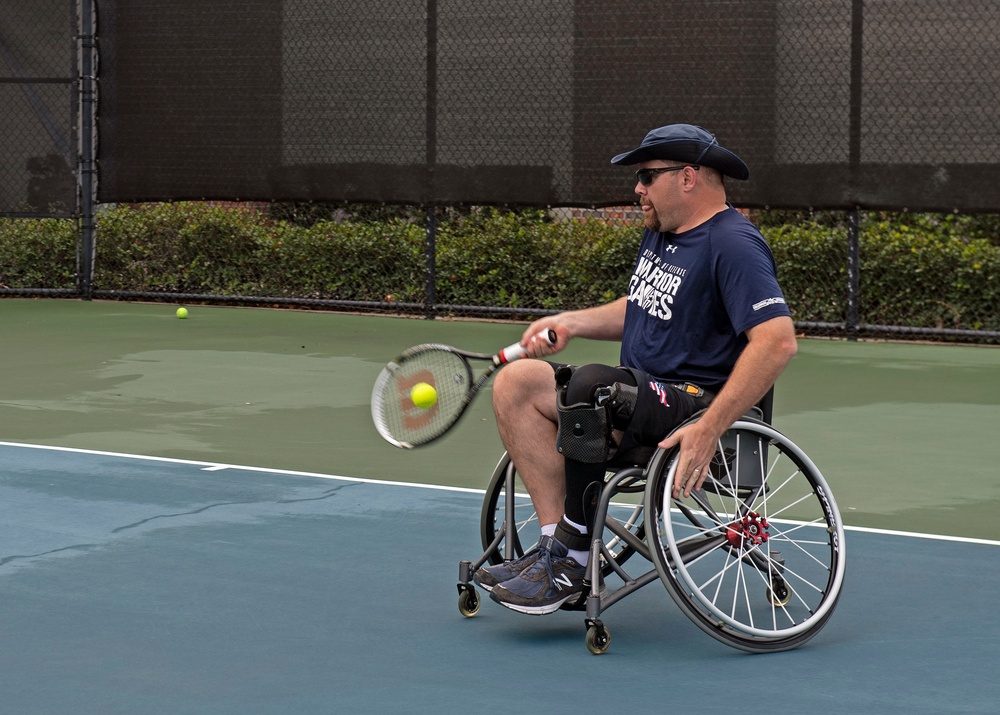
[619,208,791,392]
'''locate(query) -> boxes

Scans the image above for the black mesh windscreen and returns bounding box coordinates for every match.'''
[97,0,1000,211]
[0,0,76,216]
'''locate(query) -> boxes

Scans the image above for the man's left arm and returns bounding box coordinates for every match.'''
[658,315,798,497]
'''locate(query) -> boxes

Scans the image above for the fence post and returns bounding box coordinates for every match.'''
[424,206,437,319]
[423,0,437,319]
[78,0,97,300]
[846,208,861,339]
[845,0,864,340]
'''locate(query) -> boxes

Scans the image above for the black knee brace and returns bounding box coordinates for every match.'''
[596,381,639,430]
[554,365,639,463]
[556,395,611,463]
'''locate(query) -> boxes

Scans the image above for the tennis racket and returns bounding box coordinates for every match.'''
[371,330,556,448]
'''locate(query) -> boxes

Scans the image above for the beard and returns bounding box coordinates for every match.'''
[642,202,661,231]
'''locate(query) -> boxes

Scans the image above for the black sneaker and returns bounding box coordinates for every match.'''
[489,535,587,615]
[472,545,543,592]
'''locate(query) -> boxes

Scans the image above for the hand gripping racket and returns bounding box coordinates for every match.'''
[371,330,556,448]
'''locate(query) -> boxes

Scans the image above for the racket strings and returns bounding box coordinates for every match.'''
[374,350,474,445]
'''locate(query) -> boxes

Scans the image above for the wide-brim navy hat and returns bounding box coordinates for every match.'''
[610,123,750,180]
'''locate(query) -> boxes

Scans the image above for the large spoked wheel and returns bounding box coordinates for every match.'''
[644,419,846,653]
[481,452,644,573]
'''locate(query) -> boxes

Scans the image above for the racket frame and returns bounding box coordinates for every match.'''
[371,330,554,448]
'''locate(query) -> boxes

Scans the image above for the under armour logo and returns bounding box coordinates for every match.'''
[664,244,678,253]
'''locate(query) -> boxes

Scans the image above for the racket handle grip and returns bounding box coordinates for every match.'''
[497,329,557,364]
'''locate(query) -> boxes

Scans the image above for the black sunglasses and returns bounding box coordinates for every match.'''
[635,165,699,186]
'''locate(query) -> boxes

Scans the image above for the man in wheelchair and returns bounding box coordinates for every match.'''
[476,124,799,615]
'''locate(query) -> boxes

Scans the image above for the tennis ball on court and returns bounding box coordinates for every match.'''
[410,382,437,409]
[176,307,188,319]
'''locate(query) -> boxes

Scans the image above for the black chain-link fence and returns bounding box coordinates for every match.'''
[2,0,999,341]
[0,0,76,218]
[95,0,1000,212]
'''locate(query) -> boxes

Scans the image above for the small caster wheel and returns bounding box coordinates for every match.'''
[586,623,611,655]
[458,586,480,617]
[767,578,790,607]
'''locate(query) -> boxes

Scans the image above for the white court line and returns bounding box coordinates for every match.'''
[0,440,485,495]
[2,440,998,547]
[839,524,1000,546]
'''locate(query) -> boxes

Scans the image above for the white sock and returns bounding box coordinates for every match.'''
[560,517,590,566]
[540,523,556,537]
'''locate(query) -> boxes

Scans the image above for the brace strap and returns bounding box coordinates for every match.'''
[554,520,592,552]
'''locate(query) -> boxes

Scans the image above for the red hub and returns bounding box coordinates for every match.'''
[726,511,770,547]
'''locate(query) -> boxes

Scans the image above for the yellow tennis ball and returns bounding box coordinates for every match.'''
[176,307,188,319]
[410,382,437,409]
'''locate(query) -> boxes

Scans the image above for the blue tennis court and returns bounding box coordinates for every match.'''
[2,441,998,714]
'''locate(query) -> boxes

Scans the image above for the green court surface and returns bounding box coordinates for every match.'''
[1,297,999,540]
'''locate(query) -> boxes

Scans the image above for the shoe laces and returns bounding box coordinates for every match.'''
[521,535,564,585]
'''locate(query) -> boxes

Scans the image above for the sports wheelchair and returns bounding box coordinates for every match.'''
[456,393,846,654]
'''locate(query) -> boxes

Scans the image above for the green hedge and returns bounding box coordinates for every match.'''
[0,217,77,289]
[434,210,637,310]
[768,217,1000,331]
[2,204,998,332]
[89,204,639,309]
